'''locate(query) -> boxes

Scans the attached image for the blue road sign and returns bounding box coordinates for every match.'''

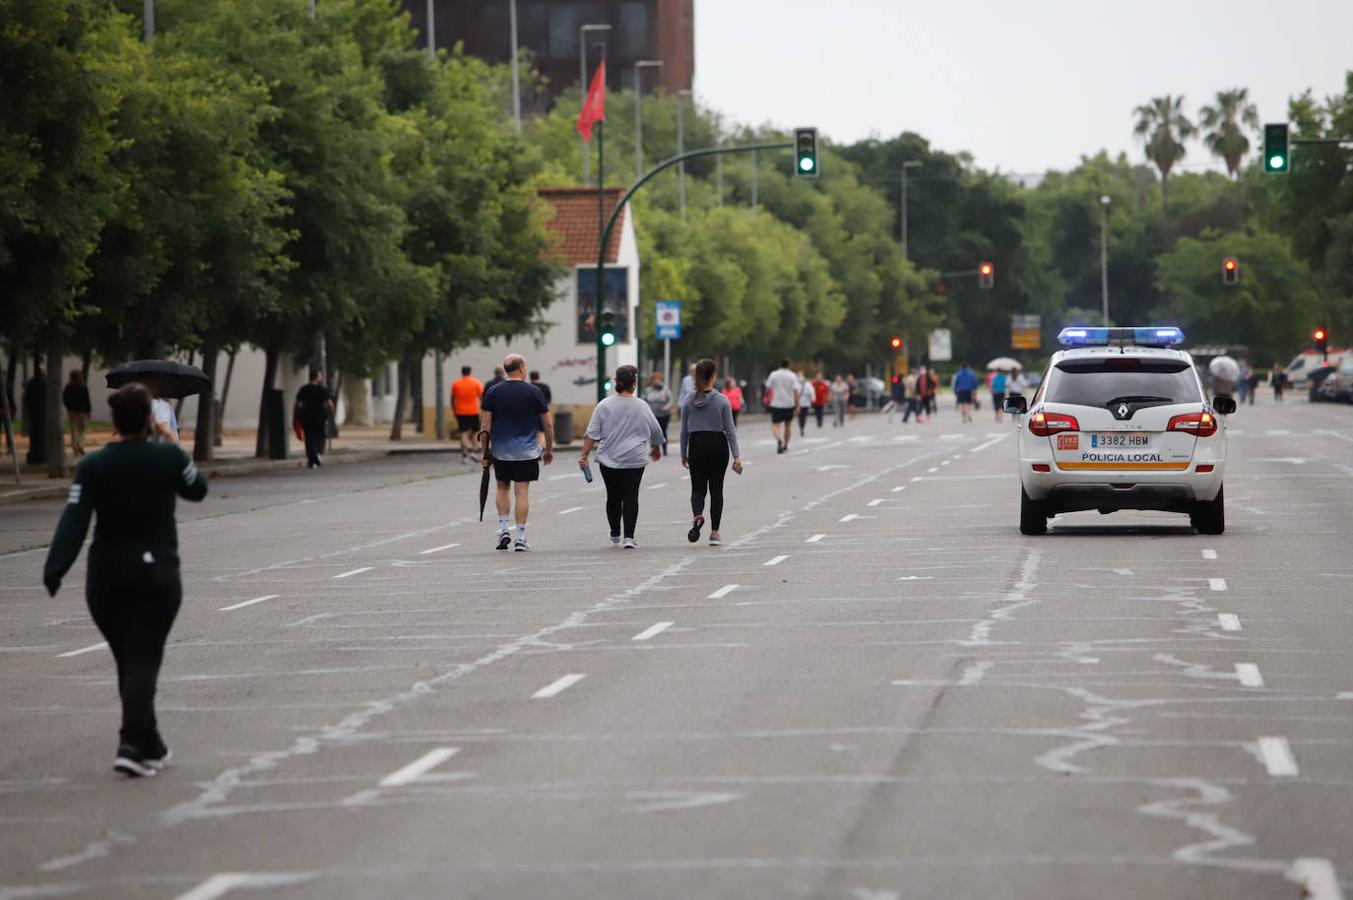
[655,300,682,340]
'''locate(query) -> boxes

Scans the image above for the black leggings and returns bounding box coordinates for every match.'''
[599,464,646,538]
[86,556,182,752]
[687,431,730,531]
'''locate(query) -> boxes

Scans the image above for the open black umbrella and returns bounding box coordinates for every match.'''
[477,429,493,522]
[105,359,211,399]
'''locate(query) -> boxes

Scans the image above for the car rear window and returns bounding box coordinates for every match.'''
[1045,358,1201,407]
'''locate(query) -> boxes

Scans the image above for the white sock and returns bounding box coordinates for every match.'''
[498,516,510,533]
[515,524,527,540]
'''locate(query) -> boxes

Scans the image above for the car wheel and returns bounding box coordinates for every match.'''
[1192,485,1225,535]
[1020,488,1048,536]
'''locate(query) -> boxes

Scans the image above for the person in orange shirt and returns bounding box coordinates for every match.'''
[451,366,485,463]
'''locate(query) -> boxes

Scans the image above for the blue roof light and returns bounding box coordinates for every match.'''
[1057,325,1185,348]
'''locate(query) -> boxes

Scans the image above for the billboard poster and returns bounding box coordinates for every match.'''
[1011,314,1041,350]
[928,328,952,362]
[577,267,629,345]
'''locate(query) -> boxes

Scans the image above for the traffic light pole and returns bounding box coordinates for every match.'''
[594,140,793,402]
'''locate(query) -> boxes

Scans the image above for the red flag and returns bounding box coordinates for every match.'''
[577,60,606,142]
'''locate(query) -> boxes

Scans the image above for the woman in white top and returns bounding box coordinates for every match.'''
[797,375,815,437]
[578,365,667,548]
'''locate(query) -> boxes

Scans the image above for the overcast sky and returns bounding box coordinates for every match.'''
[695,0,1353,175]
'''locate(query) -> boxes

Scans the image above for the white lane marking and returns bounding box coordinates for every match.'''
[647,483,667,490]
[763,555,789,567]
[708,584,739,599]
[1286,858,1344,900]
[532,673,586,699]
[1201,549,1218,560]
[549,473,576,481]
[57,642,108,658]
[378,747,460,787]
[1258,735,1299,776]
[839,514,859,522]
[1266,429,1292,436]
[1208,578,1228,592]
[890,486,906,493]
[558,506,584,515]
[632,622,674,641]
[333,567,373,580]
[926,467,939,473]
[805,534,826,543]
[419,543,460,555]
[1218,613,1242,632]
[1112,568,1133,576]
[910,476,923,482]
[176,873,313,900]
[969,434,1011,453]
[219,595,279,612]
[867,499,884,507]
[1235,663,1265,688]
[816,464,850,472]
[941,460,952,466]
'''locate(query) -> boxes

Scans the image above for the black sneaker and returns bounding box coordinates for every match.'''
[113,744,158,778]
[687,515,704,543]
[496,531,512,551]
[146,736,172,771]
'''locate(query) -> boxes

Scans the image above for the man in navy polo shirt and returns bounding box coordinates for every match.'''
[481,354,554,551]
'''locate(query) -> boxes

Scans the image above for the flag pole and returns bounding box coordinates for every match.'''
[595,46,608,403]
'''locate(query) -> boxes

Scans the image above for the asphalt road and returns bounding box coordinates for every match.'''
[3,393,1352,899]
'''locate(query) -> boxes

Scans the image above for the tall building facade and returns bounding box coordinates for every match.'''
[403,0,694,102]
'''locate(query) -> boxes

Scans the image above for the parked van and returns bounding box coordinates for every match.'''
[1284,349,1349,386]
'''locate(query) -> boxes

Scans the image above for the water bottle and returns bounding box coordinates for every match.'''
[582,462,593,483]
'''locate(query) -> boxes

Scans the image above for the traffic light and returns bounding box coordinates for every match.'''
[599,308,617,347]
[1314,326,1328,356]
[793,127,819,178]
[889,336,903,351]
[978,261,994,289]
[1263,123,1289,174]
[1222,257,1239,286]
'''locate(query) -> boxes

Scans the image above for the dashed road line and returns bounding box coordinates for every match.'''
[647,483,667,491]
[1218,613,1242,632]
[891,486,906,492]
[805,534,826,543]
[1286,858,1344,900]
[708,584,739,599]
[532,673,586,699]
[333,567,373,580]
[558,506,584,515]
[1257,735,1298,776]
[1208,578,1228,592]
[176,873,313,900]
[763,555,789,567]
[632,622,674,641]
[839,514,859,522]
[969,434,1011,453]
[867,499,884,507]
[219,595,279,612]
[379,747,460,787]
[419,543,460,555]
[1235,663,1265,688]
[1201,548,1218,560]
[57,642,108,659]
[910,476,923,482]
[926,467,939,473]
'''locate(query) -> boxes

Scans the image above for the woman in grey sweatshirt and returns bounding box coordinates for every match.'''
[680,359,743,546]
[579,365,666,548]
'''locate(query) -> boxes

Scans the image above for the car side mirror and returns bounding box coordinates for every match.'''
[1213,395,1237,415]
[1003,395,1028,415]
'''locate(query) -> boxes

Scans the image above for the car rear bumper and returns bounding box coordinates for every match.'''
[1020,462,1224,508]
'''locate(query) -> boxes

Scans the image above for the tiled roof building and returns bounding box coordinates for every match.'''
[538,187,629,266]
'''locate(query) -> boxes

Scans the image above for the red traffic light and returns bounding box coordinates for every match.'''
[1224,258,1237,271]
[890,337,903,349]
[1314,328,1327,341]
[979,262,993,276]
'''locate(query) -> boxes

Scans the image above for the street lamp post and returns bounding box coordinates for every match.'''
[144,0,154,40]
[509,0,521,134]
[424,0,434,55]
[1100,195,1111,326]
[900,161,922,260]
[675,89,693,216]
[634,61,663,182]
[579,23,611,184]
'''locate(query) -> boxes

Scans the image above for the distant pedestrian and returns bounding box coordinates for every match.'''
[953,363,978,423]
[293,369,333,469]
[1009,370,1029,399]
[139,376,178,444]
[63,370,92,457]
[1270,363,1285,402]
[913,366,933,423]
[481,354,553,551]
[451,365,485,464]
[797,373,815,437]
[579,365,665,548]
[724,377,745,425]
[42,383,208,777]
[23,364,47,464]
[485,366,507,392]
[1246,368,1261,405]
[1237,362,1252,405]
[901,369,919,423]
[887,374,906,422]
[811,373,829,427]
[529,370,552,406]
[830,374,849,427]
[644,372,674,456]
[992,370,1008,422]
[765,359,799,453]
[678,364,696,410]
[846,374,860,421]
[681,359,742,547]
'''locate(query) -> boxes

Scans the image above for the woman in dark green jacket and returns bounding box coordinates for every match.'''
[43,383,207,777]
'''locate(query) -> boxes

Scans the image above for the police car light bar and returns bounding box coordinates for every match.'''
[1057,326,1185,348]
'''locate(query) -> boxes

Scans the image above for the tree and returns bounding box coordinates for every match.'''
[1199,88,1259,178]
[1134,95,1197,211]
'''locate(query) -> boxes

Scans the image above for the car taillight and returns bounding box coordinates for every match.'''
[1028,411,1079,437]
[1168,411,1218,438]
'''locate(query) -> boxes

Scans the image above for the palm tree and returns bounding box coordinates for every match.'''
[1199,88,1260,178]
[1133,95,1196,211]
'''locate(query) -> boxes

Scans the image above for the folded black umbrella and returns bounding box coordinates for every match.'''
[105,359,211,399]
[477,430,493,522]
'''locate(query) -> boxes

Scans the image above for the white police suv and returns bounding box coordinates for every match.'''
[1004,327,1236,536]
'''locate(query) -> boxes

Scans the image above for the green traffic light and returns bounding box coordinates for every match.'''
[601,332,617,347]
[1269,154,1284,169]
[798,157,815,172]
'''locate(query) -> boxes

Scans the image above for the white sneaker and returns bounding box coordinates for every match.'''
[609,534,621,546]
[623,537,638,549]
[514,538,530,552]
